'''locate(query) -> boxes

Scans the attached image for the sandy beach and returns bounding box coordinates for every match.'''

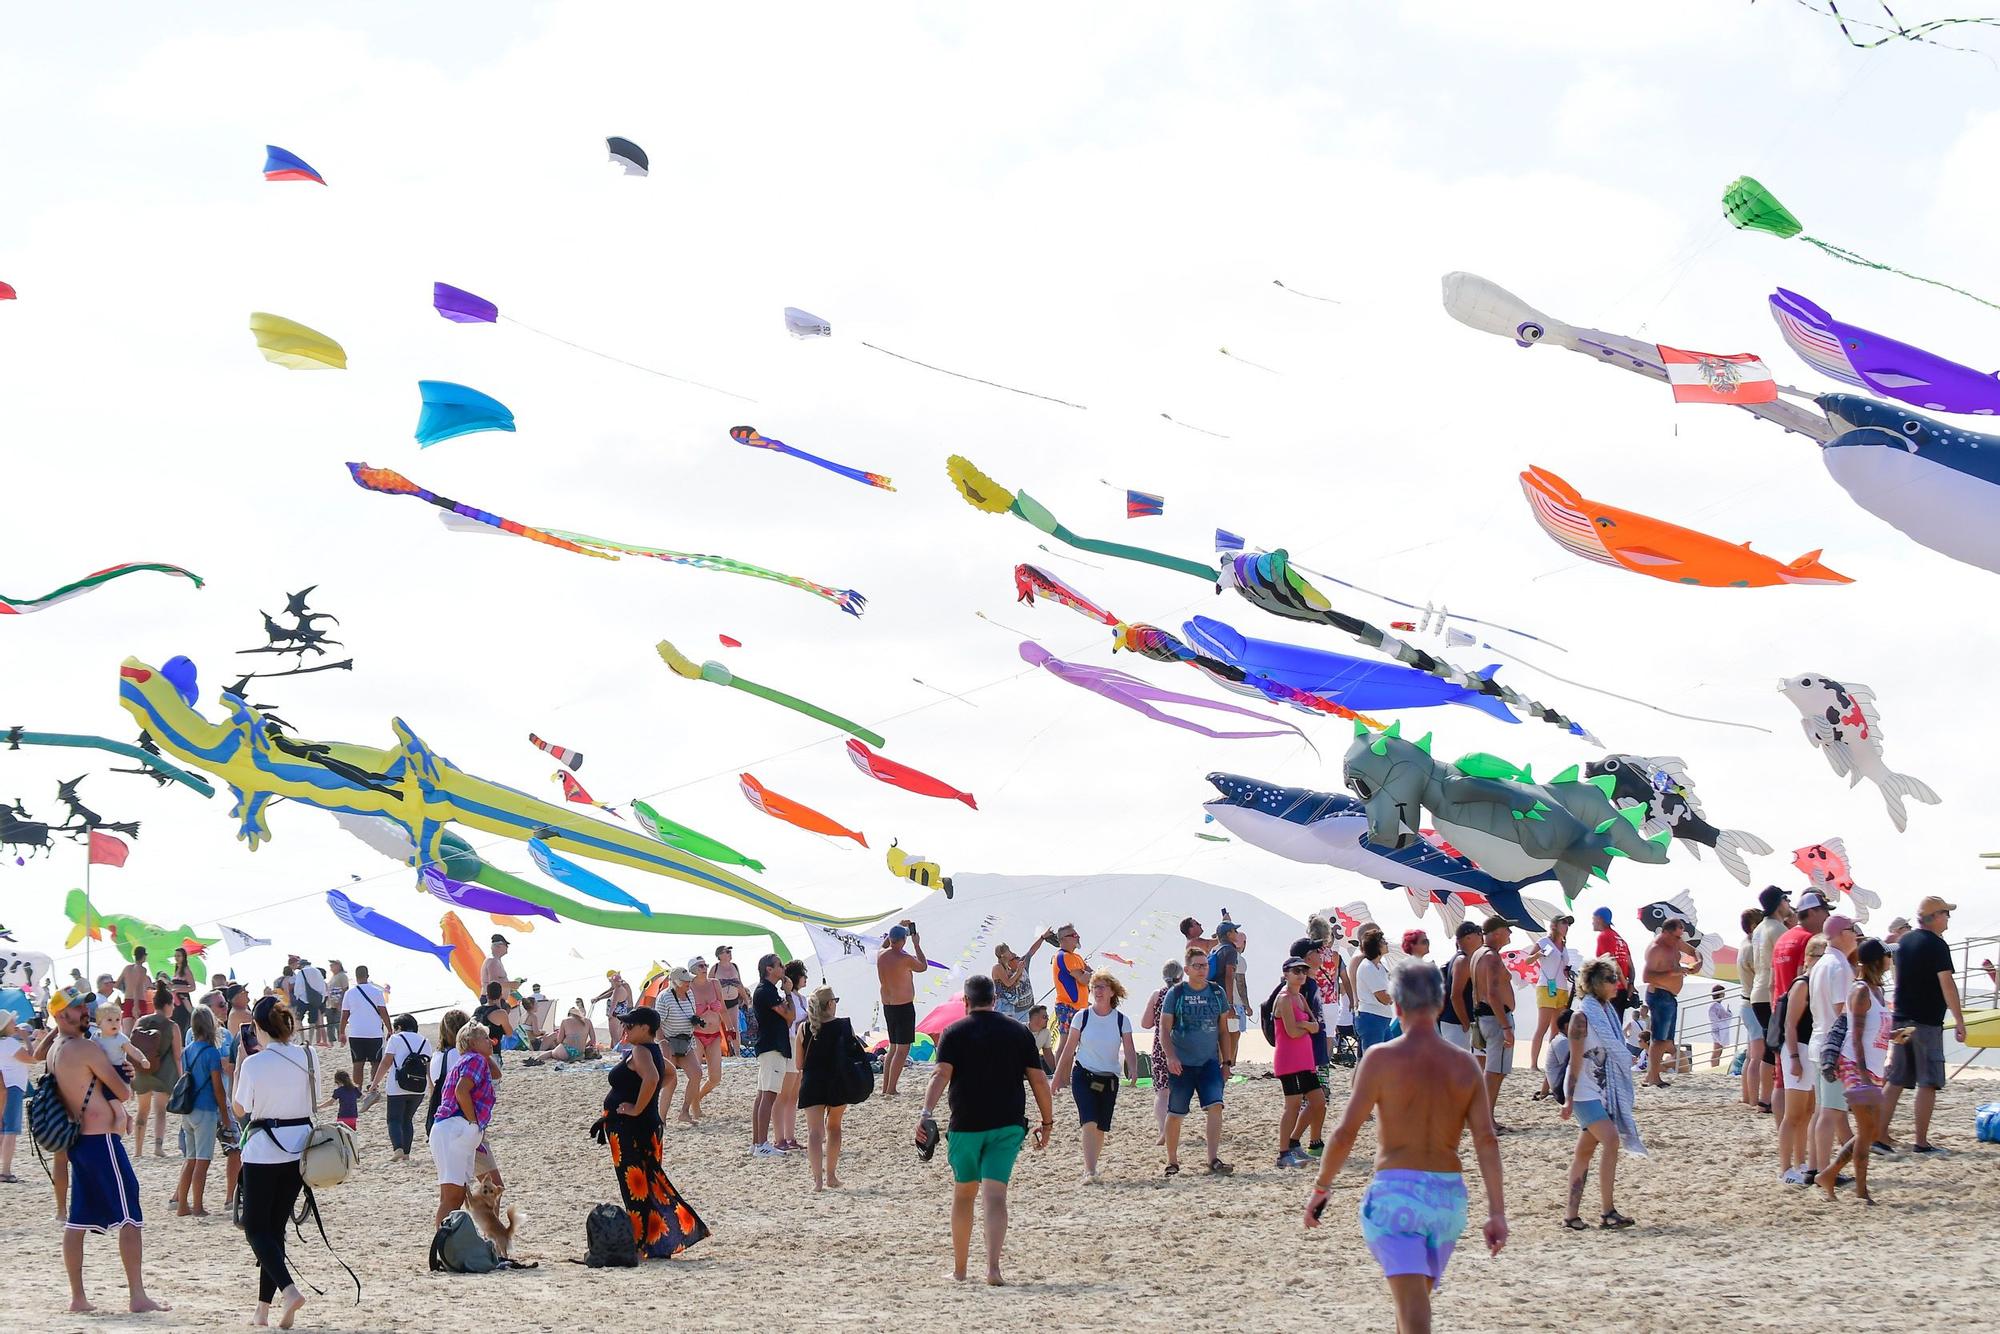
[5,1052,1995,1332]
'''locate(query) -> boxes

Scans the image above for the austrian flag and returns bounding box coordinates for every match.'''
[1656,345,1778,404]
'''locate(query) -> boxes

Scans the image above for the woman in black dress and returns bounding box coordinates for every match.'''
[592,1007,709,1259]
[797,987,865,1192]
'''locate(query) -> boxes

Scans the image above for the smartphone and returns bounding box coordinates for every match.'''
[1307,1189,1331,1222]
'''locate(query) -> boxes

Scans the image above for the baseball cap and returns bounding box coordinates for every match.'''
[1290,936,1318,959]
[1282,956,1309,972]
[1887,916,1912,934]
[687,956,707,970]
[670,967,694,985]
[605,969,619,979]
[1481,915,1517,933]
[1796,890,1834,913]
[1550,912,1575,928]
[1591,906,1613,924]
[1825,914,1858,937]
[887,925,909,942]
[1917,894,1957,917]
[1454,920,1483,940]
[490,933,508,946]
[49,985,86,1016]
[1757,886,1790,914]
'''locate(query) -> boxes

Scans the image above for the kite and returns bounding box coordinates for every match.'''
[1341,723,1671,897]
[1205,773,1568,933]
[1636,893,1722,973]
[606,136,648,175]
[1,561,203,616]
[119,656,885,927]
[1013,563,1117,625]
[0,281,14,301]
[656,639,884,747]
[1779,673,1939,831]
[1184,615,1517,725]
[1792,838,1884,922]
[1581,755,1772,886]
[1018,641,1306,744]
[431,283,754,402]
[728,426,892,491]
[0,800,54,863]
[1126,490,1165,519]
[530,732,582,771]
[64,890,217,980]
[886,839,952,898]
[1770,287,2000,416]
[346,463,613,559]
[262,146,325,184]
[216,924,271,954]
[327,889,454,969]
[536,529,865,617]
[234,586,353,684]
[784,307,832,338]
[2,728,215,797]
[48,776,138,840]
[1160,414,1230,439]
[846,741,976,808]
[1194,832,1231,843]
[248,313,346,370]
[529,834,652,915]
[1272,278,1340,305]
[1219,346,1280,374]
[554,770,622,819]
[947,456,1215,580]
[857,343,1085,410]
[739,774,866,847]
[437,911,486,994]
[1725,175,1999,312]
[1785,0,2000,50]
[1519,465,1851,588]
[415,380,514,446]
[719,635,741,648]
[632,799,764,874]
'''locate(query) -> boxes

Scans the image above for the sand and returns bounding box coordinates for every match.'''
[5,1052,1995,1332]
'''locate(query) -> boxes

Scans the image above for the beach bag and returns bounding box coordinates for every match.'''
[430,1209,499,1274]
[300,971,325,1007]
[1259,983,1283,1046]
[301,1121,359,1190]
[1546,1040,1570,1106]
[395,1039,432,1094]
[840,1030,874,1105]
[1976,1102,2000,1145]
[27,1072,80,1153]
[584,1202,639,1268]
[129,1020,165,1071]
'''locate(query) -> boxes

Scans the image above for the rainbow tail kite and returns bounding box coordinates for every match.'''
[2,562,203,615]
[345,463,613,560]
[729,426,893,492]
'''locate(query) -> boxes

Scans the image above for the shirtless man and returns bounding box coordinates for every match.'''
[593,970,634,1048]
[1439,921,1481,1055]
[48,988,168,1315]
[116,949,150,1036]
[1470,916,1517,1123]
[1641,917,1699,1089]
[1305,962,1505,1334]
[877,921,929,1097]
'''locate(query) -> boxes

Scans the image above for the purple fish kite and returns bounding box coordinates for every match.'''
[421,866,559,921]
[1770,288,2000,416]
[433,282,499,325]
[1016,641,1306,743]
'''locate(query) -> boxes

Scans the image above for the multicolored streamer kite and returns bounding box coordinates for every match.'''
[728,426,893,492]
[846,740,977,808]
[1018,641,1308,744]
[540,529,865,617]
[529,834,653,916]
[633,799,765,874]
[2,561,203,616]
[529,733,583,772]
[326,889,455,969]
[346,463,613,560]
[656,639,884,748]
[740,774,867,847]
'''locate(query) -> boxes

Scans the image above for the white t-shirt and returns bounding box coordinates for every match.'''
[1707,1001,1732,1041]
[1356,959,1395,1018]
[1808,952,1854,1060]
[0,1034,30,1090]
[1535,936,1580,991]
[292,966,327,1006]
[341,983,388,1039]
[1072,1005,1130,1075]
[382,1031,431,1097]
[233,1044,318,1164]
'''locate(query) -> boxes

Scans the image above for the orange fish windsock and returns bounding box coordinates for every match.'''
[439,911,488,996]
[738,773,868,847]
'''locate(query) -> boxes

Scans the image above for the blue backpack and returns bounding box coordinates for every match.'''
[1976,1102,2000,1145]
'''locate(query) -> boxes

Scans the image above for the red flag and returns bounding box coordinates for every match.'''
[1656,345,1778,404]
[88,831,129,867]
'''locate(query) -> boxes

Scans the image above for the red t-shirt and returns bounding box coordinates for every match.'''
[1597,928,1634,986]
[1769,926,1811,1001]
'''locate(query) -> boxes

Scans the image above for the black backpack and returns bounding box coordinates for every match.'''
[584,1203,639,1268]
[1259,983,1285,1046]
[395,1038,431,1095]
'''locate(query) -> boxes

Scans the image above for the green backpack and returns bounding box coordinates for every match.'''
[428,1209,498,1275]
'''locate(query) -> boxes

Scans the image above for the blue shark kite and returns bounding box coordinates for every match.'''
[1183,616,1519,725]
[117,655,884,928]
[1204,772,1569,931]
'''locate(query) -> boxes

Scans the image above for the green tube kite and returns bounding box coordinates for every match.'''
[655,640,885,749]
[632,799,765,874]
[945,456,1217,581]
[4,728,215,798]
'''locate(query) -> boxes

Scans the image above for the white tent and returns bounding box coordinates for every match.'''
[808,871,1308,1039]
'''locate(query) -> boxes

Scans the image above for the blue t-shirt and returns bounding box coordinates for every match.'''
[1163,981,1228,1067]
[183,1039,222,1112]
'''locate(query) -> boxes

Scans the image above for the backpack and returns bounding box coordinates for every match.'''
[839,1031,874,1106]
[584,1202,639,1268]
[1977,1102,2000,1145]
[394,1037,432,1094]
[129,1020,165,1071]
[27,1072,80,1153]
[299,971,325,1007]
[1259,983,1285,1046]
[430,1208,499,1274]
[301,1122,359,1190]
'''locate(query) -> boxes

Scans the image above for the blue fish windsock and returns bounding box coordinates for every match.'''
[529,835,653,916]
[325,889,455,970]
[1183,615,1519,724]
[263,145,325,185]
[416,380,515,446]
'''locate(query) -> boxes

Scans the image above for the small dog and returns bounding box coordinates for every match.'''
[463,1177,524,1259]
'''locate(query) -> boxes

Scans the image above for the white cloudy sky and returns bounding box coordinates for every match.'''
[4,2,1997,1013]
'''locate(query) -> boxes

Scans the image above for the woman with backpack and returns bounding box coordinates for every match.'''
[231,996,317,1330]
[797,986,867,1192]
[372,1014,431,1163]
[592,1006,709,1259]
[1052,973,1137,1185]
[1269,957,1323,1170]
[172,1007,229,1216]
[130,980,182,1158]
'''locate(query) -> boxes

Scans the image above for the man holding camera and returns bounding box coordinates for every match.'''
[877,919,929,1097]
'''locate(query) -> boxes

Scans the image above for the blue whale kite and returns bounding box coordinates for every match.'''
[1182,616,1519,724]
[1817,394,2000,577]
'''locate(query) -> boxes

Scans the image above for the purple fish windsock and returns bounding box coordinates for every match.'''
[1770,288,2000,416]
[433,282,499,324]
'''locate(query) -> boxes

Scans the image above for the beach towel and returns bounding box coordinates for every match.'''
[1582,997,1647,1156]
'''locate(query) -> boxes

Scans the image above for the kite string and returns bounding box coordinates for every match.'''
[1479,641,1772,734]
[858,341,1086,410]
[502,316,759,403]
[1799,236,2000,311]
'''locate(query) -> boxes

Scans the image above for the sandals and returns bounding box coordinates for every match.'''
[1207,1159,1234,1176]
[1600,1210,1636,1229]
[1562,1215,1589,1231]
[1531,1089,1549,1102]
[1164,1164,1181,1178]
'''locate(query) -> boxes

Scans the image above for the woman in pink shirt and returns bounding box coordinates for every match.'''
[1271,957,1324,1170]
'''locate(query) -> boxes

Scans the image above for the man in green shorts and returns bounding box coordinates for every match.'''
[919,974,1053,1285]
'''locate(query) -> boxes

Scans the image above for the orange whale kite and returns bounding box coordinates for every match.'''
[739,773,868,847]
[1519,465,1852,588]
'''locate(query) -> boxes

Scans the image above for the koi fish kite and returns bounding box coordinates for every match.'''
[1791,838,1884,922]
[1778,673,1939,831]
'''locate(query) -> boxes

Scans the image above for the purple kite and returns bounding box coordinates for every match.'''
[1770,288,2000,416]
[421,866,559,922]
[433,282,499,324]
[1016,641,1306,743]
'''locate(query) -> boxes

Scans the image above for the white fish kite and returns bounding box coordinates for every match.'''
[1778,673,1939,832]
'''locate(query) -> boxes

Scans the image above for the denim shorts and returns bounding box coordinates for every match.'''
[1739,1001,1765,1044]
[1,1083,21,1136]
[1572,1099,1609,1130]
[1646,989,1679,1043]
[179,1106,219,1160]
[1166,1058,1225,1116]
[1071,1067,1120,1130]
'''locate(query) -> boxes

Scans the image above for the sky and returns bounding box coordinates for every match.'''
[5,2,1998,1015]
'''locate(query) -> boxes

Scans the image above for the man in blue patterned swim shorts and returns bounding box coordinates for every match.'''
[1304,957,1508,1332]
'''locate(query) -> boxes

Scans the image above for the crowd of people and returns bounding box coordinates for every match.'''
[0,886,1985,1330]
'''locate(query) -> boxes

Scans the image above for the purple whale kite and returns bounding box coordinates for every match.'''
[1181,615,1519,724]
[1770,288,2000,416]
